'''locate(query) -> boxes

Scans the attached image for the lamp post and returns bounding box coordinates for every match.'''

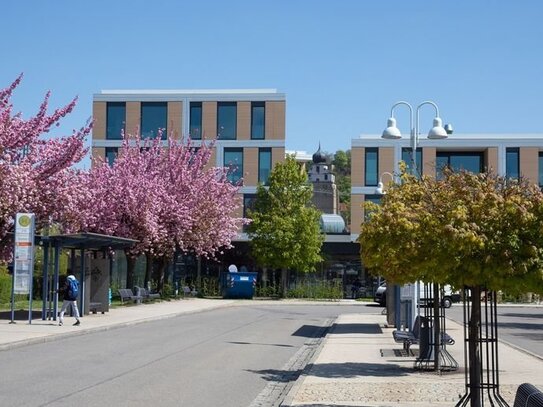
[378,101,450,330]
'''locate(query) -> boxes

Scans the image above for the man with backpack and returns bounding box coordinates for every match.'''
[59,274,81,326]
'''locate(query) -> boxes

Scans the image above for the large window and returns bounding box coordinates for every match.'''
[189,102,202,139]
[506,148,520,180]
[105,147,118,166]
[365,148,378,186]
[401,147,423,177]
[251,102,265,139]
[224,148,243,184]
[217,102,237,140]
[436,152,484,179]
[258,148,272,184]
[141,102,167,139]
[106,102,126,140]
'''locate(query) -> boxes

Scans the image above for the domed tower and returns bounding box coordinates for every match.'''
[308,143,339,214]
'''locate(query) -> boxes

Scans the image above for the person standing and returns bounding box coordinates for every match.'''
[59,274,81,326]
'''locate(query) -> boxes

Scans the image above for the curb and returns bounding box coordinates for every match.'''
[0,301,237,352]
[280,317,335,407]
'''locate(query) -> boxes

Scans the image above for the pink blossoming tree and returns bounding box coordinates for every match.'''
[72,132,243,291]
[0,76,90,259]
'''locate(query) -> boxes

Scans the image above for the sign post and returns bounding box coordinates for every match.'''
[10,213,36,324]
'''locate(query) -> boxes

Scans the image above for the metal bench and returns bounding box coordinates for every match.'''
[139,287,160,301]
[118,288,142,304]
[514,383,543,407]
[89,302,104,314]
[392,315,455,352]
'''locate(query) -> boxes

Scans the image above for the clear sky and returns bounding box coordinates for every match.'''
[3,1,543,168]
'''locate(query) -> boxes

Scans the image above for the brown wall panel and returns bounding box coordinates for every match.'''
[350,195,364,235]
[93,102,106,140]
[244,147,258,186]
[265,101,286,140]
[126,102,141,135]
[378,147,395,177]
[202,101,217,139]
[167,101,183,139]
[485,147,498,173]
[351,147,364,187]
[520,147,539,185]
[272,147,285,169]
[422,147,436,178]
[237,102,251,140]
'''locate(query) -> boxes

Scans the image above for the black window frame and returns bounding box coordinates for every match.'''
[251,102,265,140]
[140,102,168,140]
[106,102,126,140]
[217,102,237,140]
[189,102,202,140]
[364,147,379,186]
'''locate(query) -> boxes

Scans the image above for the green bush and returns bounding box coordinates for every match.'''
[0,273,11,304]
[285,279,343,300]
[196,277,220,297]
[256,282,282,298]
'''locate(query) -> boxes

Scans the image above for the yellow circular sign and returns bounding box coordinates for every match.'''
[18,215,31,227]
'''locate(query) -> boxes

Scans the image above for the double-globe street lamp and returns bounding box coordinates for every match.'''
[376,100,451,330]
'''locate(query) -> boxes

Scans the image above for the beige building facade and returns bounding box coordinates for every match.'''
[92,89,286,239]
[351,134,543,240]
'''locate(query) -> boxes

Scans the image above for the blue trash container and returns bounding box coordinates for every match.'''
[220,271,257,299]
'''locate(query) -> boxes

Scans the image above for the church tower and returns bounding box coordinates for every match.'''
[308,143,339,215]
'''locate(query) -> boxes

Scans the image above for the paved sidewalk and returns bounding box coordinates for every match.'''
[284,312,543,407]
[0,298,237,351]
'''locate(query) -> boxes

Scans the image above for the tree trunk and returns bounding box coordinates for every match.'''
[468,285,482,407]
[152,257,168,294]
[125,251,136,290]
[433,283,441,371]
[281,268,288,296]
[144,253,153,290]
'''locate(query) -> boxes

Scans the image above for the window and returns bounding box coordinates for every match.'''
[141,102,167,139]
[401,147,423,177]
[105,147,118,166]
[189,102,202,139]
[217,102,237,140]
[539,152,543,188]
[258,148,272,185]
[436,152,484,179]
[243,194,257,231]
[365,148,378,186]
[106,102,125,140]
[506,148,520,180]
[251,102,265,139]
[224,148,243,184]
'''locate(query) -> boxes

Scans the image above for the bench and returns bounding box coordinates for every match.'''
[118,288,142,304]
[514,383,543,407]
[392,316,455,353]
[183,286,198,298]
[89,302,104,314]
[139,287,160,301]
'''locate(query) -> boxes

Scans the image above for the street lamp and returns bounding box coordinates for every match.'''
[375,172,394,195]
[382,100,448,175]
[378,101,450,330]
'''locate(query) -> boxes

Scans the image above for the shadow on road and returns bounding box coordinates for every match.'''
[227,341,295,348]
[0,310,42,321]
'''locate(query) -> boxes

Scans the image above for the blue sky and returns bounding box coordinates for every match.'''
[4,1,543,168]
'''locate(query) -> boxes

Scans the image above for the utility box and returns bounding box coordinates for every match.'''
[220,271,257,299]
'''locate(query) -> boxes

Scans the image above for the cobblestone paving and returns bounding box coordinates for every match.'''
[293,382,517,406]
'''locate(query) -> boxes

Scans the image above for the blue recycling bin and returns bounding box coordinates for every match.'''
[220,271,257,299]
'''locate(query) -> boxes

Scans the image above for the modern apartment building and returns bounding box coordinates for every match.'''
[351,133,543,241]
[91,89,286,284]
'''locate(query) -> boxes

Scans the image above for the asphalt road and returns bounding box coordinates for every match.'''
[0,303,379,407]
[446,304,543,359]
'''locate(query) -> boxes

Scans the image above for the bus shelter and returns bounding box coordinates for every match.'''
[41,233,137,322]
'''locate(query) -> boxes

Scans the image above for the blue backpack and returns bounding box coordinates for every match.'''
[67,278,79,300]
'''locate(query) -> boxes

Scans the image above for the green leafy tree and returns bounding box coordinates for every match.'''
[248,156,323,293]
[360,168,543,406]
